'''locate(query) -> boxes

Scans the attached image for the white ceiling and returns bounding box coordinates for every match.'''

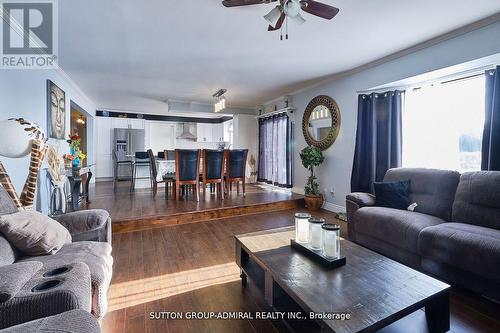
[59,0,500,114]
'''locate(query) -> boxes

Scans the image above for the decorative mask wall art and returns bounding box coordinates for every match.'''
[47,80,66,139]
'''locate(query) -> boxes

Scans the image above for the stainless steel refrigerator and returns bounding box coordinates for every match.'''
[114,128,145,158]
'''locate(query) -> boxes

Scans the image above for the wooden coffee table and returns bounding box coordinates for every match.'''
[235,227,450,333]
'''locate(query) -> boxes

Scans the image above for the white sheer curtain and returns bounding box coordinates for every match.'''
[258,114,292,187]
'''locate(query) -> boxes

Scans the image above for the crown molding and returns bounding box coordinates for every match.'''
[261,12,500,106]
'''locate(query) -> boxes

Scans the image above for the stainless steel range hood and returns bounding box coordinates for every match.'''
[176,123,197,140]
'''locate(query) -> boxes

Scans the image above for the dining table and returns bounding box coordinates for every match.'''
[155,159,176,181]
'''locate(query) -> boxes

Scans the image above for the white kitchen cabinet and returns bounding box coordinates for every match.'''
[96,117,112,155]
[223,120,233,143]
[212,123,224,142]
[197,123,211,142]
[129,118,145,129]
[112,117,145,129]
[95,117,114,179]
[96,153,113,178]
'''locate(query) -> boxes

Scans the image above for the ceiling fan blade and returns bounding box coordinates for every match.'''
[267,13,285,31]
[222,0,268,7]
[300,0,339,20]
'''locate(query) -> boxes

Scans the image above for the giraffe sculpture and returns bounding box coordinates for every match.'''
[0,118,48,209]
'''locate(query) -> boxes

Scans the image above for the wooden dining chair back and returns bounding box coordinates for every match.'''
[175,149,201,201]
[148,149,175,197]
[225,149,248,197]
[201,149,225,199]
[164,150,175,161]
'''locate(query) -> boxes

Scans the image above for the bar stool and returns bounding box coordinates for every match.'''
[113,149,134,192]
[132,151,152,190]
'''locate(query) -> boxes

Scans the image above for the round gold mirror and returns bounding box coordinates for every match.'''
[302,95,341,150]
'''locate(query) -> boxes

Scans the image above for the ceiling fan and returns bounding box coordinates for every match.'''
[222,0,339,38]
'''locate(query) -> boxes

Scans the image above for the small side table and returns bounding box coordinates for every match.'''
[66,164,94,211]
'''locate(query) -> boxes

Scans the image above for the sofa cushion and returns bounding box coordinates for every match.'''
[0,211,72,255]
[0,261,42,302]
[19,241,113,319]
[419,223,500,280]
[354,206,445,253]
[452,171,500,230]
[52,210,110,236]
[0,309,101,333]
[0,186,17,216]
[384,168,460,221]
[0,235,18,267]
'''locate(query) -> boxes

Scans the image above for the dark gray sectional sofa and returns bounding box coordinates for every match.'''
[347,168,500,302]
[0,186,112,331]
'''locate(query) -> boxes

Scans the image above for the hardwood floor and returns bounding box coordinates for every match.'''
[86,182,303,224]
[101,209,500,333]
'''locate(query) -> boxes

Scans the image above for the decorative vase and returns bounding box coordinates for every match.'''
[304,194,324,211]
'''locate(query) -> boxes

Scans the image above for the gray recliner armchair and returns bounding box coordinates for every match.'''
[0,185,113,329]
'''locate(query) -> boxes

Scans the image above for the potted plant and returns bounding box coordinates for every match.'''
[300,146,325,211]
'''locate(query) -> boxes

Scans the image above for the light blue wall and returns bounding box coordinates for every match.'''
[270,20,500,210]
[0,69,96,211]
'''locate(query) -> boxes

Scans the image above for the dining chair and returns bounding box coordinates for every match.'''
[224,149,248,197]
[147,149,175,197]
[132,151,152,190]
[164,150,175,161]
[201,149,225,199]
[175,149,201,201]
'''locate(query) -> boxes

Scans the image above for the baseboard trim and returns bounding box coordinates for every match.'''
[322,202,346,213]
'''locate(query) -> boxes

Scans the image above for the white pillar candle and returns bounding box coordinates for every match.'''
[322,224,340,259]
[309,218,324,250]
[295,213,311,244]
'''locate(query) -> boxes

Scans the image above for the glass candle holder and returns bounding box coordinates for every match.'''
[295,212,311,244]
[322,224,341,259]
[308,217,325,250]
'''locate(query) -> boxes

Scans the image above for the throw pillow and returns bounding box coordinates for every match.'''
[374,180,411,210]
[0,261,43,302]
[0,211,72,255]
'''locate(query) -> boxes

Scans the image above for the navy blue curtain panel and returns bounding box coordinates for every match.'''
[482,66,500,171]
[351,90,404,193]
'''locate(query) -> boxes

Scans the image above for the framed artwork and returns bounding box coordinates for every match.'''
[47,80,66,139]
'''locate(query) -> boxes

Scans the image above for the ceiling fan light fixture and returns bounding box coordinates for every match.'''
[283,0,300,17]
[289,12,306,24]
[264,5,282,26]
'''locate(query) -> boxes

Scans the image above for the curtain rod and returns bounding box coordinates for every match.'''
[256,107,295,119]
[357,64,496,94]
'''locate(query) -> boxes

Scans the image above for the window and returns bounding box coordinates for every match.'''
[258,114,293,188]
[403,74,485,172]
